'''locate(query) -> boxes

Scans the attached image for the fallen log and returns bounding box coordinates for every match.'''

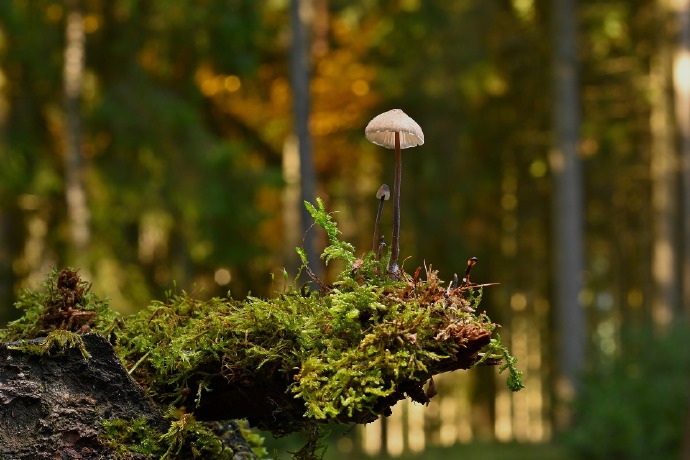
[0,205,522,459]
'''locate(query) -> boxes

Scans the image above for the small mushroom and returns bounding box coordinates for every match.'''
[365,109,424,278]
[377,236,386,263]
[372,184,390,257]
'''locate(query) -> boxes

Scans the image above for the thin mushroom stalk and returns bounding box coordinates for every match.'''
[389,132,402,277]
[364,109,424,279]
[373,184,390,258]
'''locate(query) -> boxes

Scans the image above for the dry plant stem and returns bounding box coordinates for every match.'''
[388,131,402,278]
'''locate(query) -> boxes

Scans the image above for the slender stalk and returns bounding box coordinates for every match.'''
[373,198,385,254]
[388,132,402,278]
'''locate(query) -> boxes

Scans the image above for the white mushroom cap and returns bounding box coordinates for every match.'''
[376,184,391,200]
[365,109,424,149]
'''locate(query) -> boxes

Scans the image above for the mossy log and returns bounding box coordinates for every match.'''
[0,326,494,459]
[110,266,510,436]
[189,322,496,428]
[0,204,523,458]
[0,265,515,458]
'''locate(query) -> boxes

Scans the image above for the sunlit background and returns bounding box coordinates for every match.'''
[1,0,690,458]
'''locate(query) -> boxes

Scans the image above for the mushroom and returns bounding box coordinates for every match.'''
[373,184,390,257]
[377,236,386,263]
[365,109,424,278]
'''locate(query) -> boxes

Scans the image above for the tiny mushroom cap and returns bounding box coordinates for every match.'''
[376,184,391,201]
[365,109,425,149]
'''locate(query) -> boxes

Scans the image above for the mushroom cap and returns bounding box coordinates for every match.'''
[376,184,391,200]
[365,109,424,149]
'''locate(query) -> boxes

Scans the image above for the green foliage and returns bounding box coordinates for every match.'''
[293,287,443,420]
[158,409,232,459]
[473,334,525,392]
[564,324,690,460]
[303,198,356,267]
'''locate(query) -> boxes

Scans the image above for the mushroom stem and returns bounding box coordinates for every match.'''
[388,132,402,278]
[373,198,385,255]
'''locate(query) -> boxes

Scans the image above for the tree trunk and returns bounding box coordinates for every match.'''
[289,0,319,277]
[675,0,690,313]
[63,0,90,269]
[650,0,679,329]
[550,0,586,415]
[672,2,690,458]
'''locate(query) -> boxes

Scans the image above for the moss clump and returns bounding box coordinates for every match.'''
[7,329,92,359]
[100,416,164,458]
[113,198,522,437]
[0,267,121,342]
[100,409,266,459]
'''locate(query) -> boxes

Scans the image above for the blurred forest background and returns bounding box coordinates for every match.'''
[2,0,690,458]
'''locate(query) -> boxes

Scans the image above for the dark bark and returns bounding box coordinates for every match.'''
[0,334,164,459]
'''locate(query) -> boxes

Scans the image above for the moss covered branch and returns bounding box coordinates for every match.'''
[0,198,523,459]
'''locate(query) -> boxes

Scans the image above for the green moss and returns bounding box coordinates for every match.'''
[7,329,91,359]
[301,198,356,267]
[100,409,265,459]
[158,409,232,459]
[474,335,525,392]
[0,267,121,342]
[236,419,268,458]
[100,416,164,458]
[111,199,522,438]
